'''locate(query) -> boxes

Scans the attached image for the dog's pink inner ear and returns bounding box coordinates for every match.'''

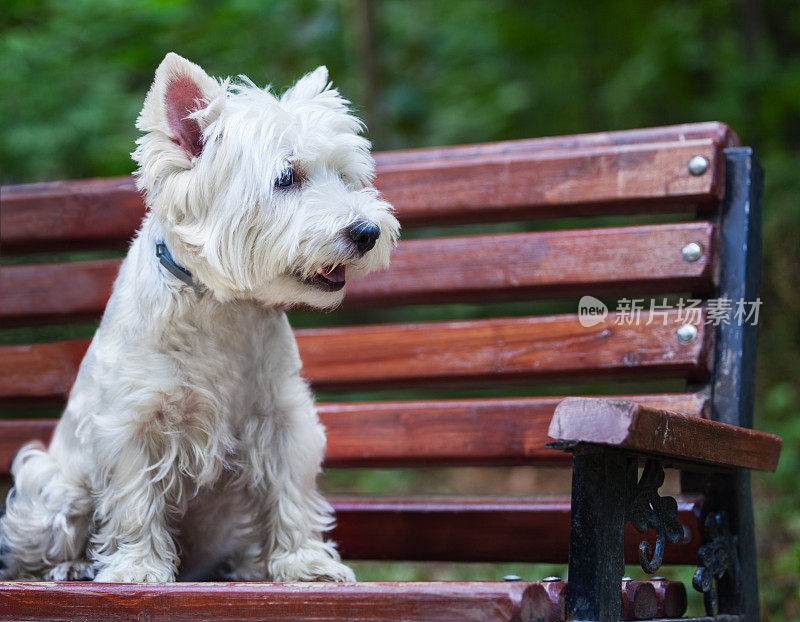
[165,74,204,158]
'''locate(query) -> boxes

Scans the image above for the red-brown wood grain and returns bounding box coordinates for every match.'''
[549,398,782,471]
[328,495,704,565]
[0,578,690,621]
[0,581,551,622]
[373,121,740,166]
[620,581,657,620]
[320,393,708,467]
[345,221,718,308]
[0,419,55,476]
[540,581,567,621]
[0,311,712,403]
[650,578,689,618]
[447,577,685,621]
[1,126,727,251]
[0,259,120,325]
[0,341,87,404]
[0,222,718,325]
[1,176,144,252]
[0,393,708,474]
[375,139,722,228]
[296,311,712,391]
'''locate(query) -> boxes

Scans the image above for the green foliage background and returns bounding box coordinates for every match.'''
[1,0,798,617]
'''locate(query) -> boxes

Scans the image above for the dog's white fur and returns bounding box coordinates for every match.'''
[0,53,398,582]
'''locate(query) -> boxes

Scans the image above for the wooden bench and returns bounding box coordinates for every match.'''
[0,122,782,621]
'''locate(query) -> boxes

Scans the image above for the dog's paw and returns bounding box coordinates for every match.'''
[45,560,96,581]
[94,557,174,583]
[270,548,355,582]
[308,558,356,582]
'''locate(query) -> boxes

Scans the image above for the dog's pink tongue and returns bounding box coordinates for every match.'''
[321,265,346,282]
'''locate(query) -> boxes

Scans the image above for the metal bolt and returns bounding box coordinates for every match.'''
[677,323,698,344]
[681,242,704,263]
[503,574,522,582]
[688,155,709,176]
[542,576,562,582]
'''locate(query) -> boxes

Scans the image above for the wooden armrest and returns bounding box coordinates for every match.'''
[548,398,781,471]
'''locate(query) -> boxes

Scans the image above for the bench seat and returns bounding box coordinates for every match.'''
[0,122,777,620]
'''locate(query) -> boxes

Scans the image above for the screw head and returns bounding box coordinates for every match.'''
[677,323,698,344]
[688,155,709,176]
[682,242,704,262]
[503,574,522,582]
[542,576,562,582]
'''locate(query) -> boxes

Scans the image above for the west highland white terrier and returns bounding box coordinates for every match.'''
[0,53,398,582]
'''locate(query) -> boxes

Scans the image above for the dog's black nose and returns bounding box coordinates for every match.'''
[348,221,380,255]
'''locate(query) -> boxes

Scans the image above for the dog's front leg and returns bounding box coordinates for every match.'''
[91,438,179,582]
[233,373,354,582]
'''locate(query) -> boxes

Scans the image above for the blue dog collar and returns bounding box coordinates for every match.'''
[155,240,201,292]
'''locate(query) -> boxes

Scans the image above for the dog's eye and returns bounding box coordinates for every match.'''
[275,168,296,189]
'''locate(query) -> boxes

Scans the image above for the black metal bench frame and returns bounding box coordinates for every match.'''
[559,148,764,621]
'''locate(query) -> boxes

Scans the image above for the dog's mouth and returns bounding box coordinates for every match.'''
[307,265,346,291]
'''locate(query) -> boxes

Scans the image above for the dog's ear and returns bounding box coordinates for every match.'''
[137,53,223,160]
[281,66,331,103]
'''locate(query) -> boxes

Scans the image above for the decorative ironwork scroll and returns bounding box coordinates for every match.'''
[625,459,687,574]
[693,512,741,616]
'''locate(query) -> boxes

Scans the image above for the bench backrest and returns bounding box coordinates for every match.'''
[0,122,761,567]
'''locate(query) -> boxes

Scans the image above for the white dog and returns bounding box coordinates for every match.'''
[0,53,398,582]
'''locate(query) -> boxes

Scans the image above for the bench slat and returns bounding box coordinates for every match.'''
[330,495,704,564]
[298,311,712,390]
[0,341,87,404]
[1,133,724,252]
[322,393,706,467]
[0,393,707,473]
[0,581,547,622]
[0,258,120,325]
[374,121,740,165]
[347,222,717,306]
[0,222,717,324]
[0,578,690,622]
[1,177,142,253]
[0,312,711,404]
[376,139,722,228]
